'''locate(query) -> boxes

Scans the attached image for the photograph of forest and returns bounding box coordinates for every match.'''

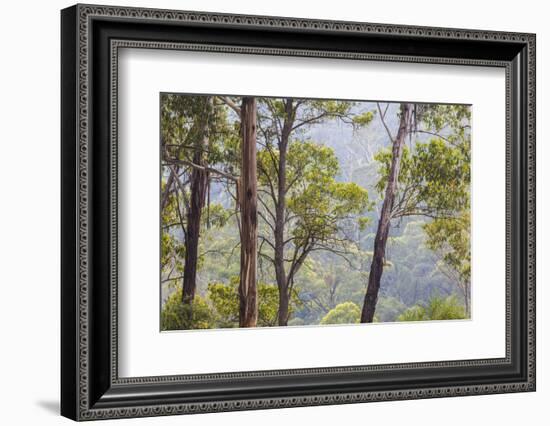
[160,94,471,331]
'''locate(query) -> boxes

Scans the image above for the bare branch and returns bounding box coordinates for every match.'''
[414,129,452,144]
[168,165,190,210]
[166,158,238,182]
[377,102,395,143]
[161,275,183,284]
[258,210,276,232]
[217,96,241,116]
[258,235,276,250]
[291,112,329,131]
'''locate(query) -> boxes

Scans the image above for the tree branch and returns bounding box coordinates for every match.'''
[377,102,395,143]
[217,96,241,116]
[166,158,238,182]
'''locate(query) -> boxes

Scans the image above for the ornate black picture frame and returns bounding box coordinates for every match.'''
[61,3,536,421]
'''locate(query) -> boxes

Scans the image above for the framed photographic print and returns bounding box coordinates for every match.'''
[61,4,536,421]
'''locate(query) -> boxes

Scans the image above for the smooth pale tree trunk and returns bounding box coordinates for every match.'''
[238,97,259,327]
[361,103,413,323]
[182,98,212,304]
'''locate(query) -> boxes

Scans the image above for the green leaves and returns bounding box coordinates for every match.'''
[160,93,240,170]
[420,104,471,135]
[159,95,472,329]
[276,141,371,244]
[207,280,239,327]
[204,203,231,228]
[161,288,214,330]
[424,211,471,288]
[374,102,471,220]
[375,137,470,218]
[207,277,300,327]
[320,302,361,325]
[397,295,466,322]
[295,100,355,125]
[378,103,472,312]
[353,110,375,126]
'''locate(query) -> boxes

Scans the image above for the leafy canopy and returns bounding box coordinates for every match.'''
[424,210,471,285]
[375,138,470,219]
[397,295,466,322]
[259,140,372,249]
[161,288,213,330]
[320,302,362,325]
[207,277,302,327]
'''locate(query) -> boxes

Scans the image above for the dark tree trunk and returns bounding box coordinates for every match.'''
[275,98,295,326]
[277,288,290,326]
[361,103,413,323]
[274,147,288,325]
[274,142,288,325]
[238,97,258,327]
[182,98,212,304]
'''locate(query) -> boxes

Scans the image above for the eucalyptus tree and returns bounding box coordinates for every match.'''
[237,97,259,327]
[360,103,471,322]
[160,94,237,305]
[256,98,373,325]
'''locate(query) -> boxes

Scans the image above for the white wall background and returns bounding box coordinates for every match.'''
[0,0,546,424]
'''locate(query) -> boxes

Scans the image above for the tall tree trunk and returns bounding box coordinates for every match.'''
[277,288,290,326]
[275,99,294,326]
[238,97,258,327]
[361,103,413,323]
[182,98,212,304]
[274,143,289,325]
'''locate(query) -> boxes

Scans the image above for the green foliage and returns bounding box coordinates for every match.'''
[397,295,466,322]
[424,211,470,286]
[397,305,426,322]
[370,220,455,307]
[160,93,238,166]
[160,94,238,292]
[369,103,471,321]
[160,177,185,276]
[161,229,185,274]
[161,288,214,330]
[357,216,371,231]
[420,104,471,144]
[375,138,470,217]
[266,98,355,123]
[203,203,232,228]
[320,302,361,325]
[257,284,283,326]
[258,140,372,248]
[207,277,301,327]
[375,296,407,322]
[207,280,239,327]
[353,111,375,126]
[161,278,289,330]
[159,96,472,330]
